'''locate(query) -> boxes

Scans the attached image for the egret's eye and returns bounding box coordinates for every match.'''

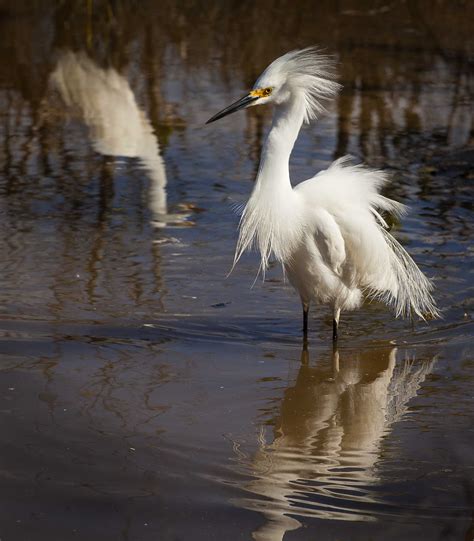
[250,87,273,98]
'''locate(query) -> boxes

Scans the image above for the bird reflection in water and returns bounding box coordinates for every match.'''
[237,345,435,541]
[49,50,177,227]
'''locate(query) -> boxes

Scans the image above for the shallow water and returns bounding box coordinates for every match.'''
[0,1,473,540]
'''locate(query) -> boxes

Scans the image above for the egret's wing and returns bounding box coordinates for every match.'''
[295,157,439,319]
[312,208,346,276]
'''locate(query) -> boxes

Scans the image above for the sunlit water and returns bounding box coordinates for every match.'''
[0,2,472,540]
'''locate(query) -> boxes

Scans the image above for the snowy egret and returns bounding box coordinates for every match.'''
[50,51,169,227]
[207,48,439,340]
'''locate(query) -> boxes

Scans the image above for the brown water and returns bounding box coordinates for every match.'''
[0,1,473,540]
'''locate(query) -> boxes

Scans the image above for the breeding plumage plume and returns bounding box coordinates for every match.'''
[207,47,439,340]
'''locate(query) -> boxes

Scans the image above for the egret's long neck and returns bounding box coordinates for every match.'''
[255,94,305,193]
[234,95,306,269]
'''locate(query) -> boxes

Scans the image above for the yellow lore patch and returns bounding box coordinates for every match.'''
[250,87,272,98]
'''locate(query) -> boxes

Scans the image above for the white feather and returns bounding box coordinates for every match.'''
[255,47,341,123]
[226,48,439,325]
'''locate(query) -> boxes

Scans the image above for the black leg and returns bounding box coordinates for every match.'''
[302,304,309,338]
[332,318,338,342]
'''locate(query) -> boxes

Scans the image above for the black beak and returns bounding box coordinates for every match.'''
[206,93,258,124]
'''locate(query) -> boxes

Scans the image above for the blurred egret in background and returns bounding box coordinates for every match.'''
[207,48,439,340]
[50,51,169,227]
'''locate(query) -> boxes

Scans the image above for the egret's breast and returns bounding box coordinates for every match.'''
[284,235,341,304]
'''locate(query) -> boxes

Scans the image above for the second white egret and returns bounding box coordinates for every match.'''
[206,48,439,340]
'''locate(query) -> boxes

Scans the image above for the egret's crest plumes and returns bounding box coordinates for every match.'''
[254,47,341,122]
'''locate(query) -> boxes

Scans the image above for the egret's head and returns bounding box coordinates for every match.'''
[206,47,341,124]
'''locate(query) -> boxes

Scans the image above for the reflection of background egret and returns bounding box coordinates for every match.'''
[207,48,439,340]
[50,50,171,227]
[236,346,435,541]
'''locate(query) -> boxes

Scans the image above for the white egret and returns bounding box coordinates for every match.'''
[207,48,439,340]
[50,51,169,227]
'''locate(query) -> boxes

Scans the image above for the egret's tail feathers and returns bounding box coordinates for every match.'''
[369,228,440,320]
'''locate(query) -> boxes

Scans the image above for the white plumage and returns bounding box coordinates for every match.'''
[50,51,169,226]
[207,47,439,339]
